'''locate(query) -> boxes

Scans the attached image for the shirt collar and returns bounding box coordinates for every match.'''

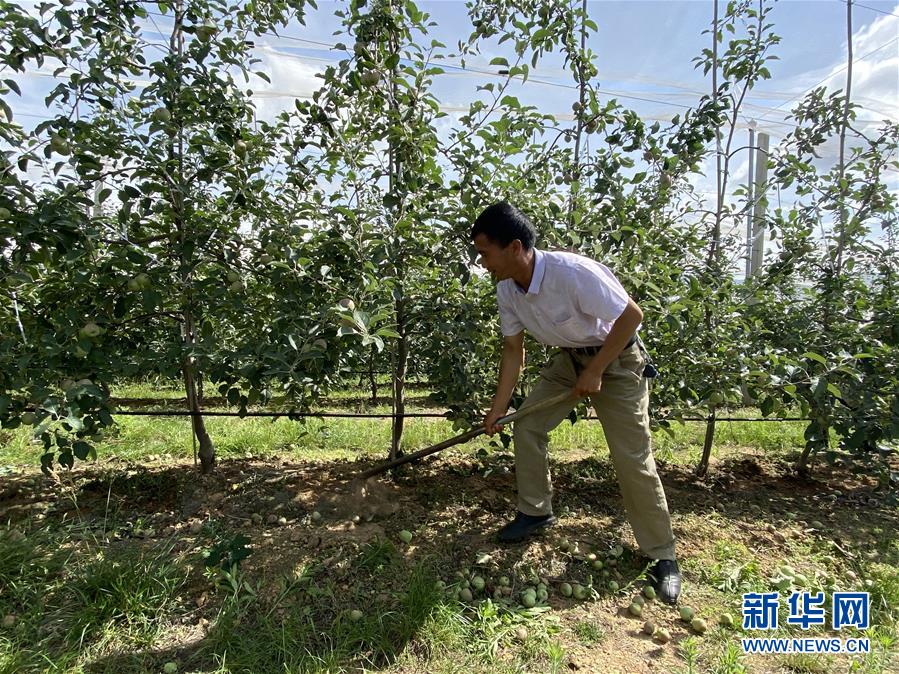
[526,248,545,295]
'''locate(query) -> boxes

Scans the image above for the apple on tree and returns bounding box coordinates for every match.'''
[79,322,103,339]
[151,108,171,124]
[195,19,217,42]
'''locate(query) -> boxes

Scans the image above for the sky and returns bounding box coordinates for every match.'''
[247,0,898,137]
[8,0,899,243]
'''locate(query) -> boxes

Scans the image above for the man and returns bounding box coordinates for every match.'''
[472,201,681,604]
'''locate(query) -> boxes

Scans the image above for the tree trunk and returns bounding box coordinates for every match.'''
[696,409,717,477]
[183,351,215,473]
[567,0,589,230]
[835,0,853,277]
[795,427,827,477]
[368,344,378,405]
[386,13,405,463]
[171,0,215,472]
[802,1,851,478]
[697,0,722,475]
[390,298,407,462]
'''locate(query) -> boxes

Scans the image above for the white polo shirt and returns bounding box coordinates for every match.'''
[496,248,630,347]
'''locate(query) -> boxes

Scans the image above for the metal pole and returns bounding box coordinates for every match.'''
[750,132,769,276]
[745,123,755,280]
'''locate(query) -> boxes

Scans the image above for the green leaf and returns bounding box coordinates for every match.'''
[801,352,827,365]
[73,440,92,460]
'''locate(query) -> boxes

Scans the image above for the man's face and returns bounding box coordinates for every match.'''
[473,233,517,281]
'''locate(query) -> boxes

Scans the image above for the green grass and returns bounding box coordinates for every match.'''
[0,529,191,673]
[1,384,809,470]
[572,619,604,645]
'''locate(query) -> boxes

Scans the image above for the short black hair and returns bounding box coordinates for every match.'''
[470,202,537,250]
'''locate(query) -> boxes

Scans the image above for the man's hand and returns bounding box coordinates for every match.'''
[483,407,507,436]
[573,367,603,398]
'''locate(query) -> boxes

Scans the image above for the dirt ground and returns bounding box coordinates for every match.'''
[1,447,896,673]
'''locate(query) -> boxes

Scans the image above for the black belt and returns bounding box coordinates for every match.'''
[564,334,637,356]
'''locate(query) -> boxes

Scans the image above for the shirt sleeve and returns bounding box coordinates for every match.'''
[497,284,524,336]
[575,260,629,323]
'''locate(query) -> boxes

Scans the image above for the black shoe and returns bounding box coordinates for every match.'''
[648,559,681,605]
[497,511,557,543]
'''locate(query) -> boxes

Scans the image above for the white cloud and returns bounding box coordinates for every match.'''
[756,4,898,129]
[249,45,326,123]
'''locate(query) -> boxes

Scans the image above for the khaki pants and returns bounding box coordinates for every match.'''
[513,342,676,560]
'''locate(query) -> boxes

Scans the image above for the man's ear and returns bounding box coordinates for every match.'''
[509,239,523,256]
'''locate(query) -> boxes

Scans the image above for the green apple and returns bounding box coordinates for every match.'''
[152,107,171,123]
[349,609,363,621]
[196,19,217,42]
[79,322,102,338]
[338,298,355,310]
[398,529,412,543]
[691,617,707,634]
[50,133,70,155]
[0,207,10,220]
[361,70,381,86]
[560,582,572,597]
[162,663,178,674]
[235,140,248,157]
[680,606,695,622]
[226,270,240,283]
